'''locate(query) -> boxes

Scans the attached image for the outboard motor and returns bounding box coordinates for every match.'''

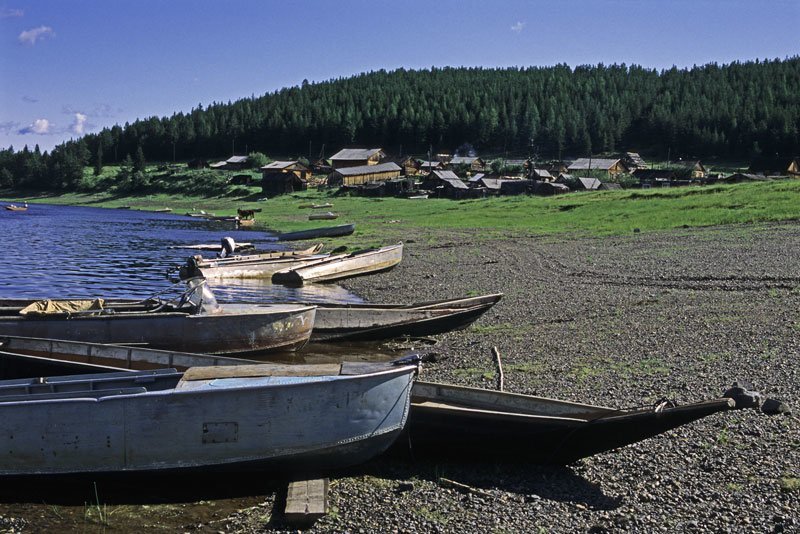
[219,237,236,258]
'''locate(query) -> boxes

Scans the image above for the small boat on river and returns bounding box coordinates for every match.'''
[306,293,503,341]
[0,280,315,355]
[276,223,355,242]
[4,203,27,211]
[272,243,403,286]
[179,243,327,279]
[0,360,418,476]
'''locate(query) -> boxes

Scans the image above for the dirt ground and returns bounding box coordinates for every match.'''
[1,222,798,532]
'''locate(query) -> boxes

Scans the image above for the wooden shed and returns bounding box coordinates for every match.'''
[261,172,308,196]
[747,156,800,177]
[449,156,486,172]
[210,155,250,171]
[421,170,469,199]
[327,162,402,187]
[671,160,707,179]
[187,158,209,169]
[261,161,312,181]
[329,148,385,169]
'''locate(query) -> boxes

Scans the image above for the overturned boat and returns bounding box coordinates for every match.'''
[0,360,417,476]
[0,280,315,355]
[178,243,327,279]
[272,243,403,286]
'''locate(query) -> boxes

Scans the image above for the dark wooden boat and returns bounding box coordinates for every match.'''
[0,280,315,355]
[276,223,355,242]
[401,381,751,464]
[272,243,402,285]
[306,293,503,341]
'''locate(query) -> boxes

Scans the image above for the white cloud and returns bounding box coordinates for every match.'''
[19,118,51,135]
[0,7,23,18]
[511,21,525,33]
[70,113,88,134]
[18,25,54,45]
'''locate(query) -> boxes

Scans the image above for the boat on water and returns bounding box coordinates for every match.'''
[0,360,418,476]
[272,243,403,286]
[276,223,355,242]
[308,211,338,221]
[178,243,328,279]
[4,203,27,211]
[0,336,776,466]
[306,293,503,341]
[400,381,769,464]
[0,279,315,355]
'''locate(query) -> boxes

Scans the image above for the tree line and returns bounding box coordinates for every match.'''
[2,57,798,190]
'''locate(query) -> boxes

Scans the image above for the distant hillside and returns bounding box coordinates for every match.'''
[2,57,799,190]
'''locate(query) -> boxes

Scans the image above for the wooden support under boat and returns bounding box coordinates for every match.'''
[284,479,329,525]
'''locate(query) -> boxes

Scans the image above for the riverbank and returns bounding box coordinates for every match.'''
[0,221,797,531]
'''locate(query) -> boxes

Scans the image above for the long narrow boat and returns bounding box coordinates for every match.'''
[400,381,760,464]
[0,337,768,466]
[276,223,355,242]
[4,204,27,211]
[308,212,338,221]
[178,243,327,279]
[272,243,403,286]
[0,360,417,476]
[306,293,503,341]
[0,281,315,355]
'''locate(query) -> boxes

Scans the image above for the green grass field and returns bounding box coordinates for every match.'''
[4,178,800,246]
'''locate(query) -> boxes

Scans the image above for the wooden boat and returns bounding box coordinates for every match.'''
[306,293,503,341]
[153,208,172,213]
[0,361,417,476]
[272,243,403,286]
[169,242,254,252]
[312,203,333,209]
[400,381,753,464]
[116,206,132,210]
[276,223,355,242]
[179,244,328,279]
[407,195,428,199]
[0,280,316,355]
[308,212,338,221]
[4,203,27,211]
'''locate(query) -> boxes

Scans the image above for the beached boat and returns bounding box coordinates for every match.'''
[169,242,255,252]
[308,212,338,221]
[272,243,403,286]
[179,243,328,279]
[0,280,315,355]
[4,203,27,211]
[0,337,766,467]
[276,223,355,242]
[400,381,760,464]
[153,208,172,213]
[0,360,418,476]
[307,293,503,341]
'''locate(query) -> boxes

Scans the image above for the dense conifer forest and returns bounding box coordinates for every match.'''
[2,57,798,190]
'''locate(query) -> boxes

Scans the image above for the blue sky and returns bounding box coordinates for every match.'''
[1,0,798,152]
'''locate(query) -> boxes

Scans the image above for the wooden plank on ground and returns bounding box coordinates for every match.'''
[284,478,329,525]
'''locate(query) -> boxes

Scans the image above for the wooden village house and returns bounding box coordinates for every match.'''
[260,160,311,196]
[327,162,402,187]
[421,170,469,198]
[329,148,385,169]
[449,156,486,172]
[567,158,629,176]
[210,155,250,171]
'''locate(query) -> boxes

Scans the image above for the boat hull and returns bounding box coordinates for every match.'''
[0,305,316,355]
[397,381,737,464]
[0,364,416,476]
[272,243,403,285]
[190,255,330,279]
[276,223,355,241]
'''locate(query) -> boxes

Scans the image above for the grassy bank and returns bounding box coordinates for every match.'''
[4,179,800,245]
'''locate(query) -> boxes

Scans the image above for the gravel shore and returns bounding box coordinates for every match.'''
[2,222,798,532]
[264,222,799,533]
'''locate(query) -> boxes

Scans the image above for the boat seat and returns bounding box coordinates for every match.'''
[179,363,343,382]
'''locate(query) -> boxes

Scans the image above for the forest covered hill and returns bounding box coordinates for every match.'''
[2,57,798,190]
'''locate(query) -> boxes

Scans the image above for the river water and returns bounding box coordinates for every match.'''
[0,203,363,304]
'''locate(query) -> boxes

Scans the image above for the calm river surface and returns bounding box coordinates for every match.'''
[0,203,363,304]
